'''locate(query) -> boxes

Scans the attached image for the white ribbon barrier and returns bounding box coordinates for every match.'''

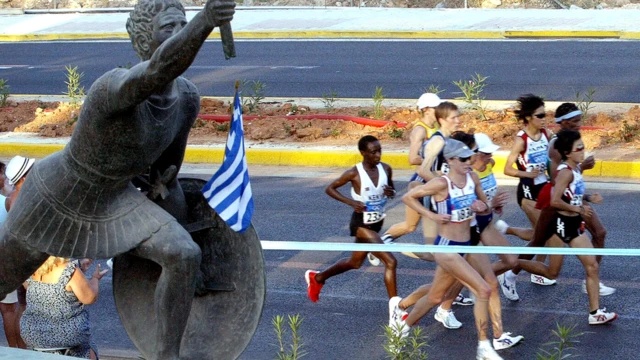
[260,240,639,257]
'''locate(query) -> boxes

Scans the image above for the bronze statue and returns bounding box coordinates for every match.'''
[0,0,265,359]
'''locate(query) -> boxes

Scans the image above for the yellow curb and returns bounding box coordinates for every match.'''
[0,143,65,158]
[0,29,628,41]
[2,144,639,179]
[503,30,621,38]
[0,32,129,42]
[233,30,505,39]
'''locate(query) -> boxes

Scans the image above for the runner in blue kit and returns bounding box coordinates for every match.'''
[305,135,399,307]
[517,129,618,325]
[391,139,510,360]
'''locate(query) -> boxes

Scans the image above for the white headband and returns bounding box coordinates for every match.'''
[555,110,582,123]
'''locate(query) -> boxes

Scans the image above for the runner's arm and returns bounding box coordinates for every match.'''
[325,167,365,212]
[471,173,491,214]
[504,137,537,179]
[382,163,396,198]
[408,127,427,166]
[417,136,444,181]
[549,169,588,215]
[548,139,562,182]
[402,178,448,222]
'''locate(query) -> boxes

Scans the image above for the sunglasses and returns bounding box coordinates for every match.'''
[455,156,472,163]
[533,113,546,119]
[573,146,584,153]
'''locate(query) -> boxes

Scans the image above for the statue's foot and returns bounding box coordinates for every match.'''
[194,271,235,296]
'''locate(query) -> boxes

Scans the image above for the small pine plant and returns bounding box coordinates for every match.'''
[453,73,489,121]
[321,90,339,111]
[422,84,443,95]
[273,314,307,360]
[382,324,429,360]
[535,323,584,360]
[575,87,596,121]
[0,79,9,107]
[63,65,85,108]
[239,79,267,113]
[373,86,386,120]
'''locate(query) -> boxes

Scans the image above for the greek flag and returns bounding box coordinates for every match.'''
[202,89,254,232]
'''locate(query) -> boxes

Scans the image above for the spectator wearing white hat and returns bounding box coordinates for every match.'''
[4,155,36,344]
[0,160,27,349]
[0,161,19,348]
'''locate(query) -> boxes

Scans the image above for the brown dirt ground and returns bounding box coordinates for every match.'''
[1,98,639,160]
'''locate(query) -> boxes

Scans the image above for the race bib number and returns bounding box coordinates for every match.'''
[480,174,497,202]
[363,198,387,224]
[527,152,548,185]
[450,194,475,222]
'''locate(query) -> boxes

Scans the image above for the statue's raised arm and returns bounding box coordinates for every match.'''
[109,0,235,111]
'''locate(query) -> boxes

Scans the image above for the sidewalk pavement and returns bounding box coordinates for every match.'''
[2,7,640,41]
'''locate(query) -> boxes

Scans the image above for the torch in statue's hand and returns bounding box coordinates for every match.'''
[205,0,236,59]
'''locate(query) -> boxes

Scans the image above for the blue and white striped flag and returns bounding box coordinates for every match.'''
[202,89,254,232]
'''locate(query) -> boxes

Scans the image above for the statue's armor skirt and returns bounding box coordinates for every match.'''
[4,150,174,259]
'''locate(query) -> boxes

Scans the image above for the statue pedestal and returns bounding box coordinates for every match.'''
[0,347,72,359]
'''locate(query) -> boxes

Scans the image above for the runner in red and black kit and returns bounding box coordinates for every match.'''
[517,129,617,325]
[498,95,555,300]
[498,103,615,300]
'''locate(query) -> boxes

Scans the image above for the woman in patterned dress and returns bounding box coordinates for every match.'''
[20,256,108,359]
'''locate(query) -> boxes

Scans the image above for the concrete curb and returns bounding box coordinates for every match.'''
[2,30,639,42]
[1,142,638,179]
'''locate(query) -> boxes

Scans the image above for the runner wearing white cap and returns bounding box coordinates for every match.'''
[367,93,442,267]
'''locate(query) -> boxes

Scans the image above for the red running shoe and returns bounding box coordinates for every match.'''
[305,270,323,303]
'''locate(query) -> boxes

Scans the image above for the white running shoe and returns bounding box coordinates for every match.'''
[494,220,509,235]
[388,296,407,328]
[434,306,462,329]
[582,280,616,296]
[497,273,519,301]
[493,332,524,350]
[530,274,557,286]
[588,308,618,325]
[452,292,475,306]
[367,253,381,267]
[391,318,410,339]
[477,343,503,360]
[381,234,396,245]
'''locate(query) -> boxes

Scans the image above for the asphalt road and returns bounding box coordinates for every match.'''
[1,40,640,102]
[1,167,638,359]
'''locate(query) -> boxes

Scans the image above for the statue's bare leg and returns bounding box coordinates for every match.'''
[0,231,49,297]
[130,221,201,360]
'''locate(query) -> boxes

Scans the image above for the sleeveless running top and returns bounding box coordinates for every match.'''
[474,162,497,202]
[516,128,550,185]
[351,162,388,224]
[424,131,449,175]
[414,121,439,141]
[557,163,585,206]
[433,173,477,223]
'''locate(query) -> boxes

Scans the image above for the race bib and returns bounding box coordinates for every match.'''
[363,198,387,224]
[450,194,475,222]
[527,152,548,185]
[480,174,497,202]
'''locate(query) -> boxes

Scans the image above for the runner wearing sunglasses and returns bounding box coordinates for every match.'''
[498,103,615,301]
[500,94,556,299]
[517,129,618,325]
[391,139,508,360]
